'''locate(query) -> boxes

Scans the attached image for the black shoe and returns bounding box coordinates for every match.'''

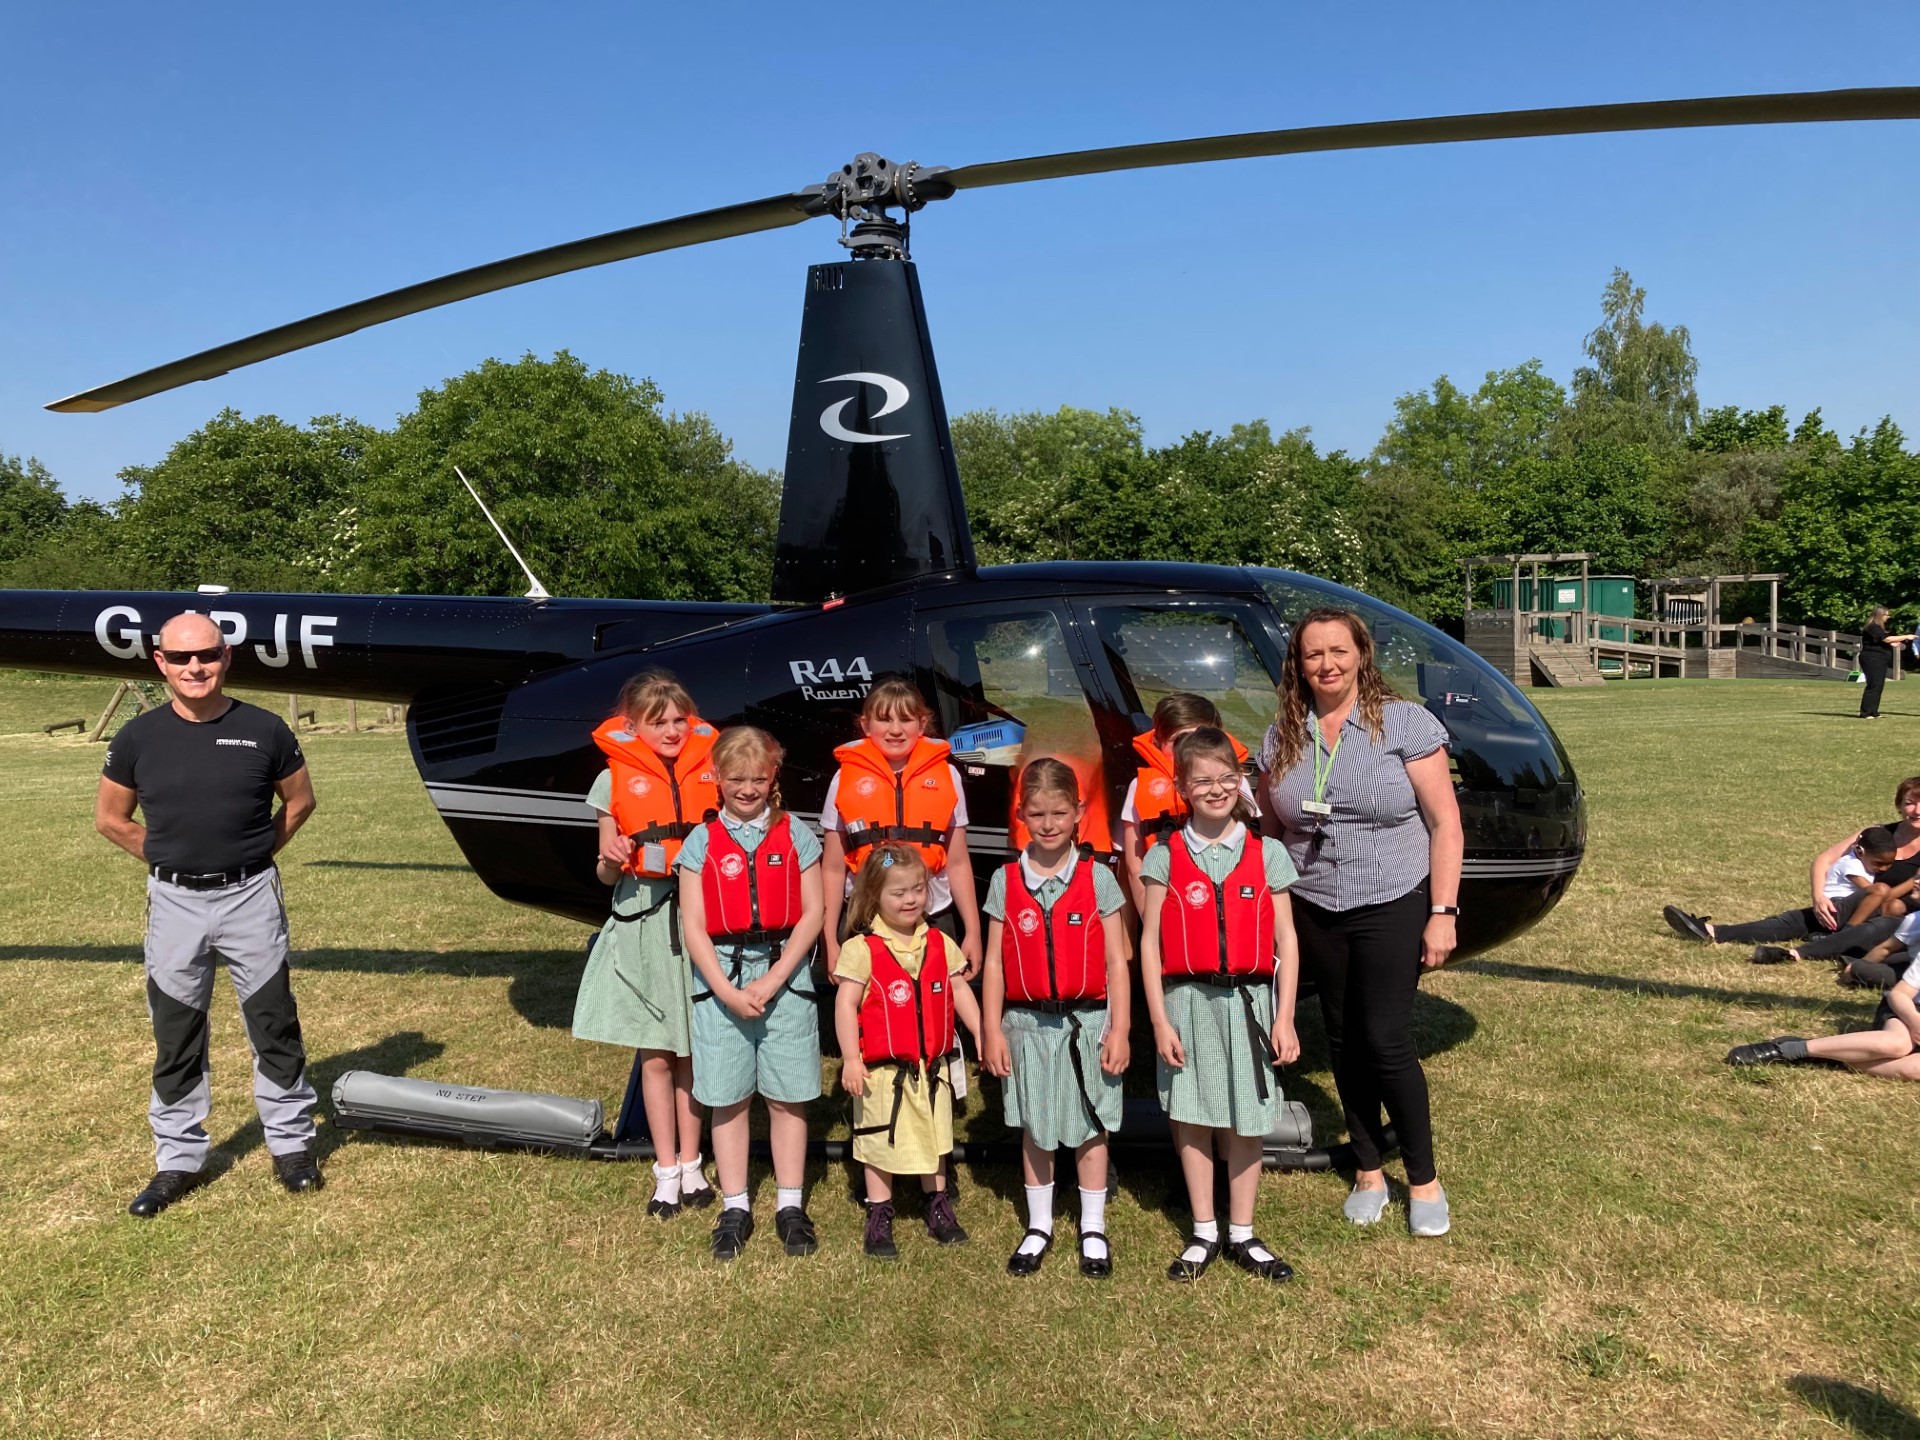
[1166,1235,1221,1282]
[774,1206,818,1257]
[863,1201,898,1261]
[127,1169,204,1219]
[1078,1230,1113,1279]
[1752,945,1797,965]
[645,1196,681,1219]
[1006,1228,1053,1276]
[1224,1236,1295,1282]
[680,1179,716,1210]
[710,1206,754,1260]
[926,1190,968,1246]
[1726,1036,1804,1066]
[271,1148,324,1195]
[1662,905,1713,944]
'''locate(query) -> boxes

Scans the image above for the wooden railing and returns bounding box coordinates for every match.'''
[1511,609,1896,677]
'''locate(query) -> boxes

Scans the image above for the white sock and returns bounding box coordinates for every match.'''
[1079,1187,1109,1260]
[1018,1184,1055,1256]
[1181,1217,1218,1265]
[679,1155,710,1193]
[1228,1221,1274,1261]
[723,1191,750,1213]
[776,1186,804,1212]
[651,1161,681,1205]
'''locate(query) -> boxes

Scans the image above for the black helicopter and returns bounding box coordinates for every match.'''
[6,88,1912,1155]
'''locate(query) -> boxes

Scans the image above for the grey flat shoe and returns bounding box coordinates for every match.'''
[1343,1185,1390,1226]
[1408,1188,1450,1237]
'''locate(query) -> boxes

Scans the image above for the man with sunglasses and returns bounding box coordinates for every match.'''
[95,612,323,1218]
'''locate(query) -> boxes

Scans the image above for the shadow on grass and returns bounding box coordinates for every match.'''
[1454,957,1879,1017]
[208,1029,446,1172]
[1787,1376,1920,1440]
[302,860,474,873]
[0,944,590,1031]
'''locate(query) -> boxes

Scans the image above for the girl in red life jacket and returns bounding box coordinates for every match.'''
[832,844,984,1261]
[821,678,983,982]
[576,668,720,1219]
[1120,693,1252,914]
[675,727,826,1260]
[980,759,1131,1278]
[1139,728,1302,1284]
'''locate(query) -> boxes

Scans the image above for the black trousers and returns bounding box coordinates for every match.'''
[1294,882,1437,1185]
[1861,651,1892,718]
[1714,887,1868,944]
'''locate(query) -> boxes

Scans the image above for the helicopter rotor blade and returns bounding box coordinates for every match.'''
[934,87,1920,193]
[45,189,825,413]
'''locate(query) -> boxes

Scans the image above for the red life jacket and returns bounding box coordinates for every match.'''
[833,736,959,875]
[1157,828,1275,981]
[1132,728,1252,849]
[699,814,803,942]
[856,932,957,1066]
[1000,858,1107,1005]
[592,714,720,878]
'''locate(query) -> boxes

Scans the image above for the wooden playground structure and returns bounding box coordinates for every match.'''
[1461,553,1889,688]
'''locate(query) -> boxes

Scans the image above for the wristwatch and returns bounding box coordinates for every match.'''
[1430,904,1460,916]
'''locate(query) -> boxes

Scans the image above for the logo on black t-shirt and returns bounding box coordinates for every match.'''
[216,738,260,748]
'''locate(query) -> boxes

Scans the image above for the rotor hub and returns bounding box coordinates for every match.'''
[817,152,952,260]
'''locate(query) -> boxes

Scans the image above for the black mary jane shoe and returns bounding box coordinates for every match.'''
[1166,1235,1221,1282]
[1006,1228,1054,1276]
[1078,1230,1113,1279]
[1224,1236,1294,1282]
[679,1182,716,1211]
[645,1196,682,1219]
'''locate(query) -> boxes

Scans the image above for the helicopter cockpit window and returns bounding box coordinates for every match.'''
[1087,606,1279,758]
[918,609,1107,858]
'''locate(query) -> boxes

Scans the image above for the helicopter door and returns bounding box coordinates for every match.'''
[913,605,1112,869]
[1077,602,1285,766]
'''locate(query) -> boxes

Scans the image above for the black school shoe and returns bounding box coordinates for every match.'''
[1752,945,1797,965]
[1006,1228,1053,1276]
[1166,1235,1221,1282]
[1078,1231,1113,1279]
[774,1206,818,1257]
[1725,1036,1806,1066]
[271,1148,324,1195]
[1224,1236,1294,1282]
[925,1191,968,1246]
[710,1207,754,1260]
[863,1201,898,1261]
[127,1169,205,1219]
[1661,906,1713,944]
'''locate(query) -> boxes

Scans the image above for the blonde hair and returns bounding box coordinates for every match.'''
[1152,692,1223,744]
[860,677,938,733]
[1172,727,1258,828]
[842,843,927,938]
[1267,609,1396,776]
[1017,756,1081,811]
[710,726,785,821]
[617,668,697,725]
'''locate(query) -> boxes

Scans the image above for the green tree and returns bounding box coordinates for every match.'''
[1555,268,1699,452]
[1483,444,1680,575]
[0,453,70,566]
[952,407,1148,564]
[349,352,778,602]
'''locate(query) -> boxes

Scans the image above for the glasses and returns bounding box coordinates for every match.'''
[159,646,227,666]
[1185,777,1239,797]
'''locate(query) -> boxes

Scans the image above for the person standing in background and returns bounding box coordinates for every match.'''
[1858,607,1913,720]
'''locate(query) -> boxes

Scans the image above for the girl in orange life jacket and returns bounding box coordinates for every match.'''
[675,727,826,1260]
[1120,693,1253,914]
[1139,727,1302,1284]
[821,678,982,980]
[576,668,720,1218]
[833,844,984,1261]
[980,759,1131,1278]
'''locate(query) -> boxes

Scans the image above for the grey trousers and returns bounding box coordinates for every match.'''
[144,868,318,1172]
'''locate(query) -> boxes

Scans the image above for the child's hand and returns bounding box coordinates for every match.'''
[824,935,842,969]
[741,973,780,1012]
[1100,1028,1130,1076]
[721,985,766,1020]
[840,1057,867,1098]
[981,1030,1011,1078]
[1154,1022,1185,1069]
[598,833,634,871]
[960,931,983,980]
[1272,1019,1300,1067]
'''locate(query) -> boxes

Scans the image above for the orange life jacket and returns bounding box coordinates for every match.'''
[1132,728,1251,849]
[592,714,721,878]
[1000,858,1107,1005]
[833,736,959,875]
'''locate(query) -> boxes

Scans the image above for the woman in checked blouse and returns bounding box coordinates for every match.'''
[1259,608,1463,1237]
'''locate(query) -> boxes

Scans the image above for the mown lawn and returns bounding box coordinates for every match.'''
[1,670,1916,1439]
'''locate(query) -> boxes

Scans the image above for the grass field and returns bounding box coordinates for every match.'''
[2,670,1918,1439]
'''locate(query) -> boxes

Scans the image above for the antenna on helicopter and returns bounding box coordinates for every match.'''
[454,466,551,600]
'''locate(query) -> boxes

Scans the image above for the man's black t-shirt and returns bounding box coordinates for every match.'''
[102,700,305,872]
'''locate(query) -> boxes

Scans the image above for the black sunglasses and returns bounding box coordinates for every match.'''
[158,646,227,665]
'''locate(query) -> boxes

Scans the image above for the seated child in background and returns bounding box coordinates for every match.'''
[1839,908,1920,991]
[834,844,984,1261]
[1726,954,1920,1080]
[980,758,1131,1279]
[1664,828,1905,965]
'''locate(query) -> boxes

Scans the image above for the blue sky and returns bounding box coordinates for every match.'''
[2,2,1915,503]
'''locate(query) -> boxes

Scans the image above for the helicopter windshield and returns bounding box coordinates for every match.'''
[1083,604,1280,758]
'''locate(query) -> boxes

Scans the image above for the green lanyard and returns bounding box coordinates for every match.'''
[1310,715,1344,808]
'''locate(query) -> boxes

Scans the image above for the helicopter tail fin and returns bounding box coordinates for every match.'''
[771,260,975,604]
